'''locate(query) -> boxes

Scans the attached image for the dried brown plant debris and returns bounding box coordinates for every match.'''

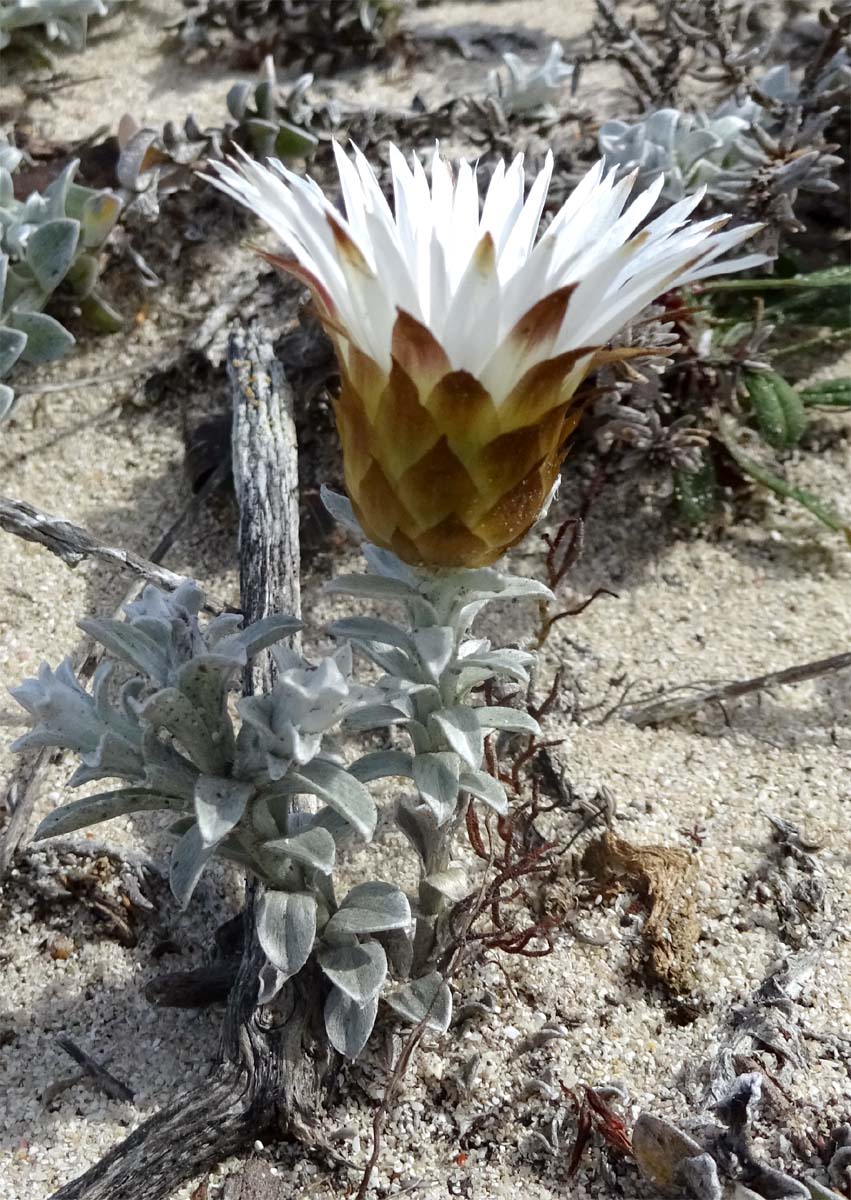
[583,830,699,994]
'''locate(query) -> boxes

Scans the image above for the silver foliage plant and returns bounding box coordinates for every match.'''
[598,64,843,213]
[0,137,123,420]
[10,494,552,1059]
[0,0,127,54]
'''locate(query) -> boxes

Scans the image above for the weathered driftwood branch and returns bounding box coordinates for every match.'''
[622,649,851,727]
[0,496,226,613]
[48,321,322,1200]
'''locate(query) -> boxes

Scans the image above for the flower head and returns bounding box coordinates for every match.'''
[210,143,765,567]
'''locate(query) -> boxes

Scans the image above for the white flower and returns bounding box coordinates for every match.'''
[208,143,766,568]
[210,143,764,394]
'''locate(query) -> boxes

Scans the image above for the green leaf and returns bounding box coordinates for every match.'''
[35,787,184,840]
[80,191,121,249]
[800,378,851,409]
[721,431,851,544]
[26,218,80,291]
[384,972,452,1033]
[744,370,807,449]
[256,890,317,978]
[142,688,229,776]
[673,454,718,525]
[318,940,387,1003]
[11,311,75,364]
[700,265,851,291]
[79,292,124,333]
[325,882,411,937]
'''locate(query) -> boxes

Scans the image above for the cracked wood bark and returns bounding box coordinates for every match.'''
[49,321,331,1200]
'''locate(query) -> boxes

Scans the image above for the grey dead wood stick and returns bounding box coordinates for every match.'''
[0,496,228,614]
[622,649,851,727]
[48,321,331,1200]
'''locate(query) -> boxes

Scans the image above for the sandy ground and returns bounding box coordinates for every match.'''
[0,2,849,1199]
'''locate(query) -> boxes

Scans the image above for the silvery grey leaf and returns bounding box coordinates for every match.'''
[384,972,452,1033]
[26,218,79,291]
[256,890,317,978]
[326,573,426,606]
[342,703,411,732]
[169,821,216,908]
[429,706,484,770]
[174,656,237,757]
[330,616,416,656]
[395,795,437,863]
[320,484,362,536]
[324,986,378,1059]
[474,706,541,736]
[318,939,387,1003]
[0,382,14,420]
[325,882,411,937]
[194,776,253,848]
[11,311,75,365]
[421,868,469,903]
[34,787,183,841]
[215,613,302,661]
[78,617,170,684]
[412,751,461,826]
[347,749,413,783]
[459,766,508,814]
[457,648,534,686]
[262,826,336,874]
[75,728,145,784]
[256,963,286,1006]
[141,687,228,775]
[167,818,255,870]
[288,759,377,841]
[0,325,26,377]
[141,727,199,801]
[374,927,413,977]
[412,626,455,682]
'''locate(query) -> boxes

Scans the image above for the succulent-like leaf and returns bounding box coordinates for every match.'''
[318,939,387,1003]
[216,614,303,661]
[194,776,253,847]
[412,751,461,826]
[35,787,183,841]
[745,370,807,450]
[12,311,75,364]
[324,987,378,1059]
[384,972,452,1033]
[262,826,336,874]
[287,759,377,841]
[429,706,484,769]
[330,616,416,656]
[80,192,121,249]
[325,882,411,937]
[395,795,436,864]
[0,382,14,419]
[26,218,80,291]
[256,890,317,978]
